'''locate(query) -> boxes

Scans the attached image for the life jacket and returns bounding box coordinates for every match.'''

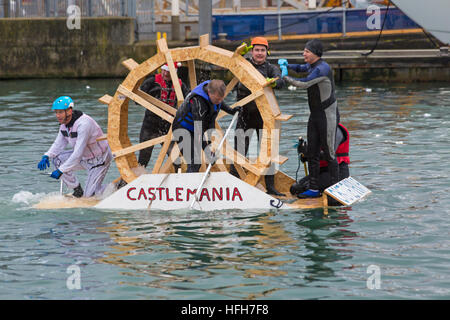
[175,81,222,132]
[60,113,109,160]
[319,123,350,167]
[154,73,181,107]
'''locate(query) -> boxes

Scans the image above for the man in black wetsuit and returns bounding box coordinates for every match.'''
[138,63,190,167]
[279,39,340,198]
[231,36,285,196]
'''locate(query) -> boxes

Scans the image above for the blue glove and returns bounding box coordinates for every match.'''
[50,169,63,180]
[38,155,50,171]
[278,58,288,67]
[280,65,288,78]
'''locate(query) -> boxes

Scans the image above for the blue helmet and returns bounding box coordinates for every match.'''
[52,96,74,110]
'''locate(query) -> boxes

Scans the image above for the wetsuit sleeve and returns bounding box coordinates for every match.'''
[220,102,237,115]
[288,63,310,73]
[296,62,331,82]
[45,129,67,158]
[268,63,284,89]
[140,76,160,97]
[58,120,92,173]
[283,75,329,89]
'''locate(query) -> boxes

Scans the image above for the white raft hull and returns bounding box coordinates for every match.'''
[95,172,287,211]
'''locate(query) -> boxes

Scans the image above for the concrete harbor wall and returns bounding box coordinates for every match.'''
[0,17,448,82]
[0,17,156,78]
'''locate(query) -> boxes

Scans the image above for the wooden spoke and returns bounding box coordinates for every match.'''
[135,89,177,116]
[98,94,113,105]
[157,38,184,107]
[152,128,174,174]
[113,135,167,159]
[224,76,239,98]
[122,58,139,71]
[187,60,197,90]
[104,33,292,193]
[217,88,264,120]
[117,85,173,123]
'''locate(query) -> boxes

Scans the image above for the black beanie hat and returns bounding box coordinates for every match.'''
[305,39,323,57]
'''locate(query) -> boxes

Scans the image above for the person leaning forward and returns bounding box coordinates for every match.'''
[37,96,112,198]
[171,79,242,173]
[230,36,285,196]
[279,39,340,199]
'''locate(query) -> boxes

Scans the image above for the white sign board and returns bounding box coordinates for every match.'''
[95,172,286,211]
[324,176,371,206]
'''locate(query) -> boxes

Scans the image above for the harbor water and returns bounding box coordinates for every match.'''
[0,79,449,299]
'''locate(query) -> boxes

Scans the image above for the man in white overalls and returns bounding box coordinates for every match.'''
[37,96,112,198]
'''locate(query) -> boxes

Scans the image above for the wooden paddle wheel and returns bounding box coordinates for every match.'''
[98,34,298,197]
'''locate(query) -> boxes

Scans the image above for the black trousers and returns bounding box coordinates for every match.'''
[290,162,350,195]
[230,102,279,192]
[307,110,339,190]
[138,118,171,167]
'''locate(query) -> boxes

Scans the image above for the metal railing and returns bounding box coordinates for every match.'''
[0,0,135,18]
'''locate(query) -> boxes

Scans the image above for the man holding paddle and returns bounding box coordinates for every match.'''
[172,79,242,173]
[37,96,112,198]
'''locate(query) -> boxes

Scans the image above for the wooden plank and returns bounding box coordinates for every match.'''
[212,158,228,172]
[244,172,261,187]
[117,85,174,123]
[112,135,167,159]
[233,42,248,57]
[156,37,169,53]
[98,94,113,105]
[122,58,139,71]
[211,138,264,177]
[272,170,295,195]
[157,38,185,107]
[217,88,264,120]
[152,128,173,174]
[187,60,197,90]
[160,141,180,173]
[275,114,293,121]
[169,46,201,63]
[164,52,185,107]
[234,163,247,180]
[199,34,210,47]
[135,89,177,116]
[272,155,288,165]
[225,76,239,98]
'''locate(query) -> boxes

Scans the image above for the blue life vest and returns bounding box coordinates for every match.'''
[176,81,222,132]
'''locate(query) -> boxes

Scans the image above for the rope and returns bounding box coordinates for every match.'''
[361,0,391,56]
[295,154,302,182]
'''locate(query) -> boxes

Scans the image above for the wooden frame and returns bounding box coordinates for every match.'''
[101,34,294,192]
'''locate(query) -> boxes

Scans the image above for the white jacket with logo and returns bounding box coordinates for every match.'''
[45,113,110,173]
